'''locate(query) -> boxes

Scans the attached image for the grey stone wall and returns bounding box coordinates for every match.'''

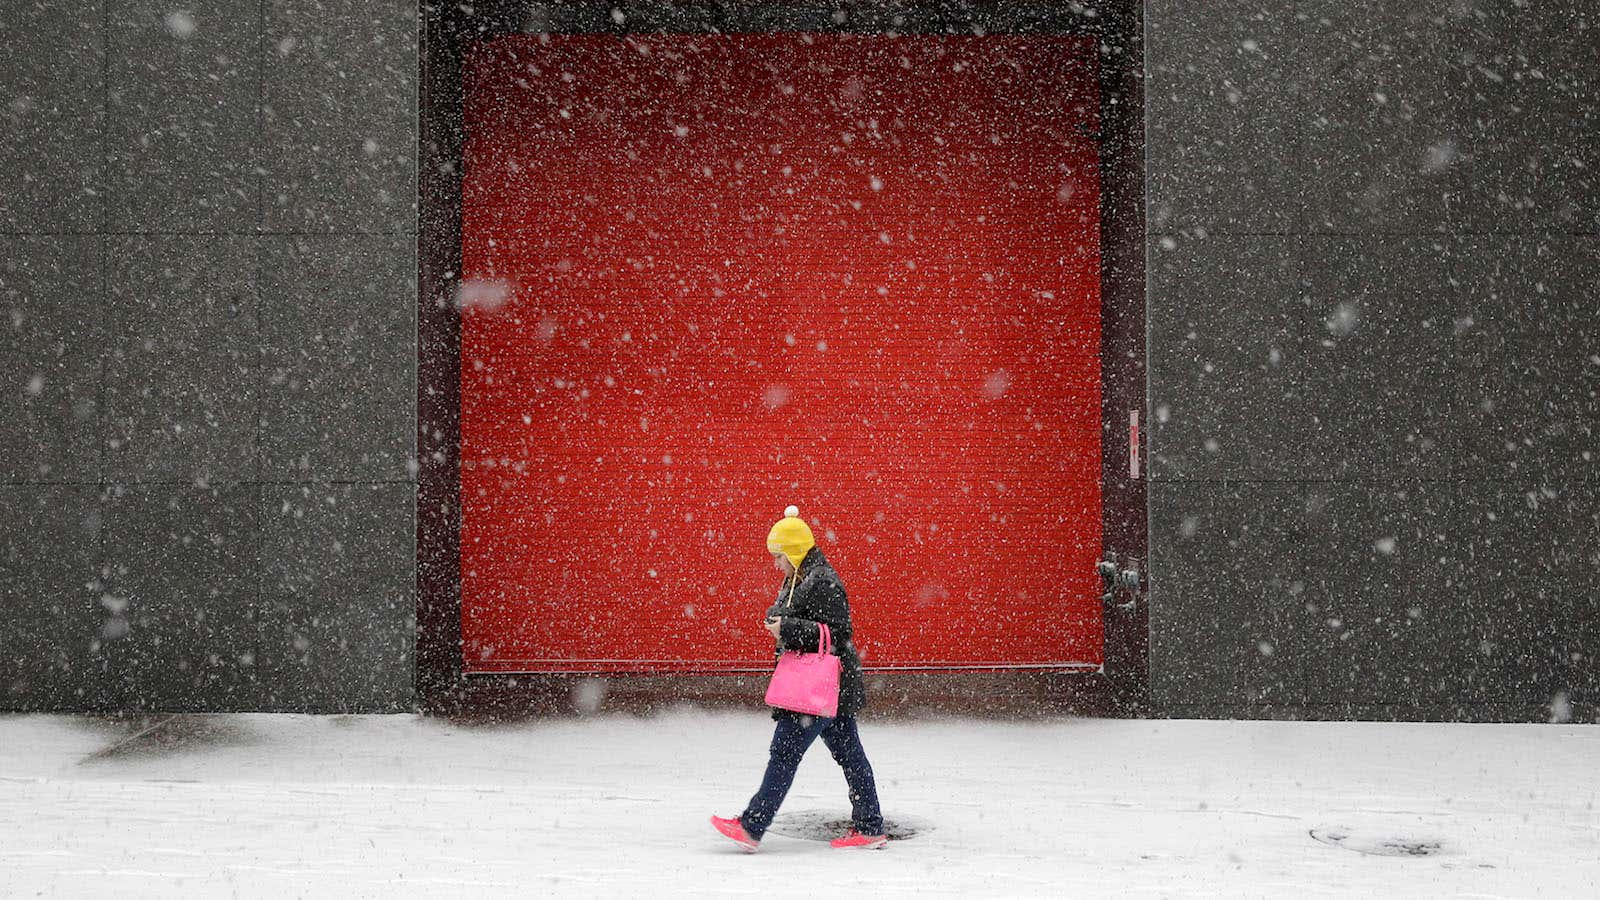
[1146,1,1599,720]
[1,1,418,712]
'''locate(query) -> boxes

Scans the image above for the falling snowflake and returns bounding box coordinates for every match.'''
[164,10,197,38]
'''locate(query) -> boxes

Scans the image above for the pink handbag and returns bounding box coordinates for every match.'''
[764,622,842,717]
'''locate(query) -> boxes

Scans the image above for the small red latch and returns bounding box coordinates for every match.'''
[1129,411,1140,480]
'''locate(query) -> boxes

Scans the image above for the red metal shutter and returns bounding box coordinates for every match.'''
[460,34,1103,673]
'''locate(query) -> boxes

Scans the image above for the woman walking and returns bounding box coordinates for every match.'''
[710,505,887,851]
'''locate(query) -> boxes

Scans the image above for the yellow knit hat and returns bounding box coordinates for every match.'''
[766,504,815,570]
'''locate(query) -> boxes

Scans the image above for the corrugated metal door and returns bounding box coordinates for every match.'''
[459,34,1103,673]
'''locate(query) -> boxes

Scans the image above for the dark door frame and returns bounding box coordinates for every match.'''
[416,1,1147,715]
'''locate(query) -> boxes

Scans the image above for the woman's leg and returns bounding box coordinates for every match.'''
[820,716,885,835]
[740,714,830,840]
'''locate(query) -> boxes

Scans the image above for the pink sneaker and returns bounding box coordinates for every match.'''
[830,829,888,850]
[710,815,760,852]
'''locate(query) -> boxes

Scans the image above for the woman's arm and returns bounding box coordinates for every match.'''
[776,576,848,652]
[777,615,821,652]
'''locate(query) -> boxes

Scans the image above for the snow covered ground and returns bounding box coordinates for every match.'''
[1,709,1596,898]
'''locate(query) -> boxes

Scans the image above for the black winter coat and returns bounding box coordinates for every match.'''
[771,546,866,719]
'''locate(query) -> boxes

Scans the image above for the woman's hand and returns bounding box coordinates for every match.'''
[763,616,782,640]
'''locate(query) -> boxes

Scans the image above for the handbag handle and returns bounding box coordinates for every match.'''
[816,623,832,656]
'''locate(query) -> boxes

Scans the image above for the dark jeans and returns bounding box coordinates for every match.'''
[740,714,884,841]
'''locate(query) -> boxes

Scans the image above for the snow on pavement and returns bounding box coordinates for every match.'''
[1,709,1596,898]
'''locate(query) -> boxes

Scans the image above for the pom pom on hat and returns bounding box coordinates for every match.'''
[767,504,815,569]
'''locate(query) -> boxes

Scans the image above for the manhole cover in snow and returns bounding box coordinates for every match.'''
[767,810,927,842]
[1310,826,1445,858]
